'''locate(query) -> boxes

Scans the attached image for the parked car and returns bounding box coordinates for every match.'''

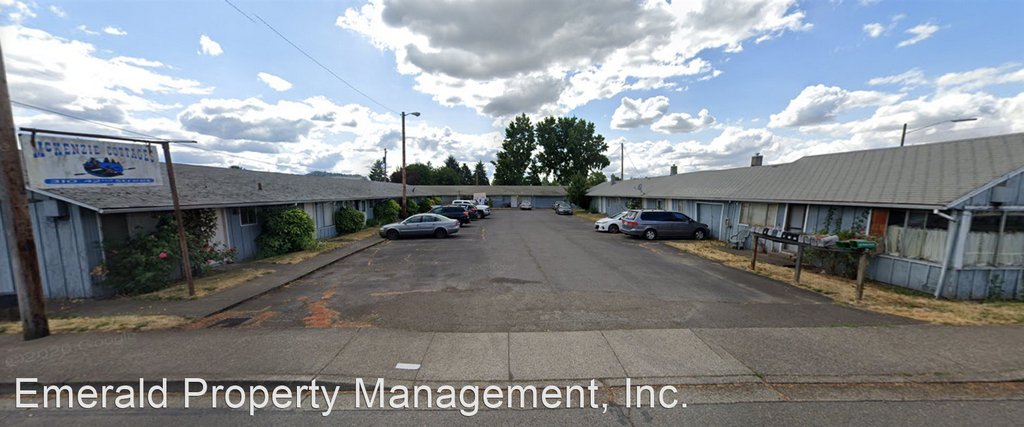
[519,201,532,210]
[620,209,709,241]
[595,211,628,233]
[555,203,573,215]
[429,205,472,225]
[453,199,490,217]
[379,213,460,239]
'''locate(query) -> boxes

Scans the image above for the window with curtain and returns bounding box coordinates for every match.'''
[323,202,335,227]
[884,209,947,263]
[740,203,776,227]
[965,213,1024,267]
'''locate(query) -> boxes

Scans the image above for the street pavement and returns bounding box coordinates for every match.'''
[215,209,916,331]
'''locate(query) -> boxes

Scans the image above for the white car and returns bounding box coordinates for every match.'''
[452,199,490,217]
[519,201,532,210]
[594,211,628,233]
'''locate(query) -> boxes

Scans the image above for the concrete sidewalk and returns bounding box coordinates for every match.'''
[2,325,1022,392]
[49,237,385,319]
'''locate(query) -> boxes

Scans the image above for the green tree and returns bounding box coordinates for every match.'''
[373,199,401,223]
[433,166,462,185]
[473,161,490,186]
[256,208,316,258]
[566,173,591,209]
[587,171,607,187]
[460,163,473,185]
[491,113,536,185]
[535,116,610,184]
[368,159,388,182]
[389,163,433,185]
[443,155,460,172]
[525,160,542,186]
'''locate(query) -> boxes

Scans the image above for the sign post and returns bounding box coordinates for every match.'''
[20,128,197,296]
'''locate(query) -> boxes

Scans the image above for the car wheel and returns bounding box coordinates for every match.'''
[694,229,706,241]
[609,224,619,233]
[434,228,447,239]
[644,229,657,240]
[386,229,400,240]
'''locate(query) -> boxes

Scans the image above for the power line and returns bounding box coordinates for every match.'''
[224,0,399,114]
[625,151,642,179]
[11,100,302,172]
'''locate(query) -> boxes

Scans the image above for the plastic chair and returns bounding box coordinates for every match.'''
[728,227,750,249]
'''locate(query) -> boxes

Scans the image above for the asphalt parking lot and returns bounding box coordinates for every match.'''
[213,209,915,331]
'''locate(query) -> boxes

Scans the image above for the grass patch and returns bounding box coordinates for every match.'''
[260,228,380,265]
[0,315,188,334]
[573,209,607,223]
[664,240,1024,325]
[133,268,274,301]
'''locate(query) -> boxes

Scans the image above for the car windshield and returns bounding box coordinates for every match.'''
[610,211,627,219]
[624,211,638,220]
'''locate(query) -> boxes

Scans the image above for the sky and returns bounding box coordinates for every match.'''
[1,0,1022,180]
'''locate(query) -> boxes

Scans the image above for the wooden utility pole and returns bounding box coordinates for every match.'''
[0,40,50,340]
[161,143,194,296]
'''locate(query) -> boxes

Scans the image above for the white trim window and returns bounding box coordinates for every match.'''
[965,213,1024,267]
[240,207,257,226]
[739,202,778,228]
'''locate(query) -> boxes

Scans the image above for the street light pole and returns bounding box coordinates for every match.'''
[400,111,420,218]
[900,118,978,147]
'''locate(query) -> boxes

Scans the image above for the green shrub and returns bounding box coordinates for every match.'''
[405,200,420,216]
[103,209,234,295]
[373,199,401,223]
[335,208,365,234]
[588,206,599,214]
[256,208,315,258]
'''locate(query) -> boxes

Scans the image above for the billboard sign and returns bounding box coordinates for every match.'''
[19,134,163,189]
[473,192,487,205]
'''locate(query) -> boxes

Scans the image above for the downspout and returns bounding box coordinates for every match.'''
[934,209,959,299]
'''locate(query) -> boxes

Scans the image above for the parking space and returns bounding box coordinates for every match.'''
[213,209,915,331]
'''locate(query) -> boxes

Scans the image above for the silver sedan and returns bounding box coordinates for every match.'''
[379,213,460,239]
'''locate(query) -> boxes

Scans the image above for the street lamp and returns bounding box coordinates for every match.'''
[900,118,978,146]
[401,111,420,218]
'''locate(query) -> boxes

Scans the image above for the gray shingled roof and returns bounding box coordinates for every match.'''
[31,164,567,213]
[411,185,567,197]
[588,133,1024,208]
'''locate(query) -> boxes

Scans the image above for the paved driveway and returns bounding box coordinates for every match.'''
[213,209,914,331]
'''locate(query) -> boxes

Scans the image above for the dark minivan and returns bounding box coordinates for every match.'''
[429,205,472,225]
[621,209,709,241]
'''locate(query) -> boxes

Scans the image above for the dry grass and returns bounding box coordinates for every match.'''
[664,240,1024,325]
[261,228,380,265]
[0,315,188,334]
[573,209,607,223]
[133,268,274,301]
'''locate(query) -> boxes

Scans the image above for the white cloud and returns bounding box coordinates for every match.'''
[863,23,884,37]
[769,85,903,127]
[76,24,98,35]
[610,96,669,129]
[199,34,223,56]
[897,23,939,48]
[102,26,127,36]
[651,109,717,134]
[867,68,927,91]
[2,0,35,22]
[339,0,811,120]
[935,65,1024,92]
[48,5,65,18]
[257,72,293,91]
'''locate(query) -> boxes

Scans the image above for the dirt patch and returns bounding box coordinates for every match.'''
[664,240,1024,325]
[0,315,188,334]
[573,210,607,223]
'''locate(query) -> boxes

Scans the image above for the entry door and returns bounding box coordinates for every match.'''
[784,204,807,252]
[697,203,723,239]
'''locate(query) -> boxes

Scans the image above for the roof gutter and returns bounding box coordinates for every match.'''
[588,194,944,211]
[26,188,102,212]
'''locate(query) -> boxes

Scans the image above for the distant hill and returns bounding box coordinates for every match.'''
[306,171,368,180]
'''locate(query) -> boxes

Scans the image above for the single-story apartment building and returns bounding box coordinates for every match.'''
[0,163,569,299]
[412,185,568,208]
[588,133,1024,300]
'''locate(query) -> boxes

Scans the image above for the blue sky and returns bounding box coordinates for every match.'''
[2,0,1022,179]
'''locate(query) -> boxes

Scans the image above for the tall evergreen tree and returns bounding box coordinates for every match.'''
[472,161,490,186]
[368,159,388,182]
[535,116,610,184]
[525,160,542,186]
[443,155,460,171]
[460,163,473,185]
[491,114,536,185]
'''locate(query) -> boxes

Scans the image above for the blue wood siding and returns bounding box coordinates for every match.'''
[227,208,262,261]
[533,196,563,209]
[959,170,1024,207]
